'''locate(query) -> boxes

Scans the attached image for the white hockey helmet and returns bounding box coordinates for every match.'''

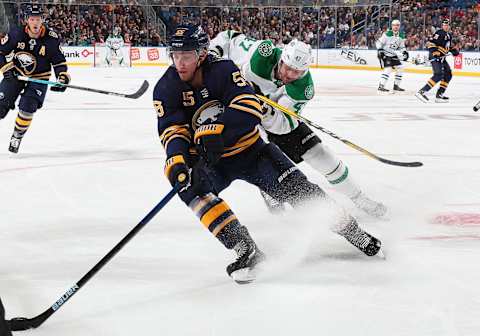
[391,19,401,26]
[280,39,312,71]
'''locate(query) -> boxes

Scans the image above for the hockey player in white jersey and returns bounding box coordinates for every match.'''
[209,30,261,66]
[210,31,387,218]
[105,26,125,67]
[376,20,409,93]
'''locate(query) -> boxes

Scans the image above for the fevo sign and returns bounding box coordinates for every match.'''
[340,48,368,65]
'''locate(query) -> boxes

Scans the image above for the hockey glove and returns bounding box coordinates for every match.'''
[164,154,190,189]
[194,124,224,167]
[2,67,18,82]
[210,46,224,58]
[377,49,385,59]
[401,50,409,61]
[51,72,71,92]
[450,48,460,56]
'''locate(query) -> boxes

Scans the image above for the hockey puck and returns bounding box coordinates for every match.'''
[430,212,480,226]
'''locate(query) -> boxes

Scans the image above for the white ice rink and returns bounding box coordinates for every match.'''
[1,67,480,335]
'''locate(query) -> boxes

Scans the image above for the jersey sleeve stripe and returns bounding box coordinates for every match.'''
[229,103,263,120]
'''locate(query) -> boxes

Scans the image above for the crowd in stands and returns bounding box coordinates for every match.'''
[2,0,479,51]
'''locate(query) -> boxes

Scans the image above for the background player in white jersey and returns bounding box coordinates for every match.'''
[105,26,125,67]
[210,31,387,218]
[376,20,409,93]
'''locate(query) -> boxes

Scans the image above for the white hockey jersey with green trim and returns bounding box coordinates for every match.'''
[210,31,314,134]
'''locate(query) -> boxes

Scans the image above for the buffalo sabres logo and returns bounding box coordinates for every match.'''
[192,100,224,130]
[15,52,37,75]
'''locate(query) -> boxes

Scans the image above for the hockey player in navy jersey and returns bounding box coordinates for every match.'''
[154,24,383,284]
[416,19,459,103]
[0,4,70,153]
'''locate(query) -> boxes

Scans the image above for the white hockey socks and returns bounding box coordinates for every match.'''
[302,144,361,198]
[379,67,393,86]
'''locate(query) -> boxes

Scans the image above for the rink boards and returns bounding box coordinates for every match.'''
[61,46,480,77]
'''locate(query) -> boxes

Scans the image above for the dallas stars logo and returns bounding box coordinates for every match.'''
[258,42,273,57]
[304,84,314,100]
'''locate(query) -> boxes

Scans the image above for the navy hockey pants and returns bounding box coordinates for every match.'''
[178,139,325,206]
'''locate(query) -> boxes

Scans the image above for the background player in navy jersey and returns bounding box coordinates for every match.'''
[0,4,70,153]
[154,24,382,284]
[416,19,459,103]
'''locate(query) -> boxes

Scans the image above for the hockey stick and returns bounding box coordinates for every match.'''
[17,76,149,99]
[257,95,423,168]
[408,52,452,66]
[7,180,184,331]
[473,100,480,112]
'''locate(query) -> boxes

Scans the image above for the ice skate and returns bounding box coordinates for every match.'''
[338,219,383,257]
[435,93,449,103]
[351,192,388,219]
[8,133,22,154]
[393,84,405,92]
[415,90,429,103]
[377,84,389,93]
[227,240,266,284]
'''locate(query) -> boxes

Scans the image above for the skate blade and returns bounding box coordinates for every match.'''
[415,93,429,103]
[375,249,386,260]
[435,99,449,103]
[230,268,258,285]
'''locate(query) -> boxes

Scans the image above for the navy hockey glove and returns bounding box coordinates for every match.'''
[164,154,190,189]
[450,48,460,56]
[194,124,224,167]
[51,72,71,92]
[401,50,409,61]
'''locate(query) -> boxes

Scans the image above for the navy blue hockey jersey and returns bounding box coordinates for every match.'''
[154,55,264,160]
[0,25,67,80]
[426,29,452,60]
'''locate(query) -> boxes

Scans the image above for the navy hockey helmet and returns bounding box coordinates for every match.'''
[24,4,42,18]
[168,24,209,53]
[442,18,450,25]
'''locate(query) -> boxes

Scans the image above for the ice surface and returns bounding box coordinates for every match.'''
[1,67,480,335]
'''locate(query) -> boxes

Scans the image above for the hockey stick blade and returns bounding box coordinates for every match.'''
[17,76,149,99]
[124,80,149,99]
[8,315,46,331]
[376,156,422,167]
[257,95,423,168]
[473,100,480,112]
[344,139,423,167]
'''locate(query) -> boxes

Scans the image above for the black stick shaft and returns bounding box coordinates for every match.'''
[257,95,423,168]
[17,76,149,99]
[8,185,180,331]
